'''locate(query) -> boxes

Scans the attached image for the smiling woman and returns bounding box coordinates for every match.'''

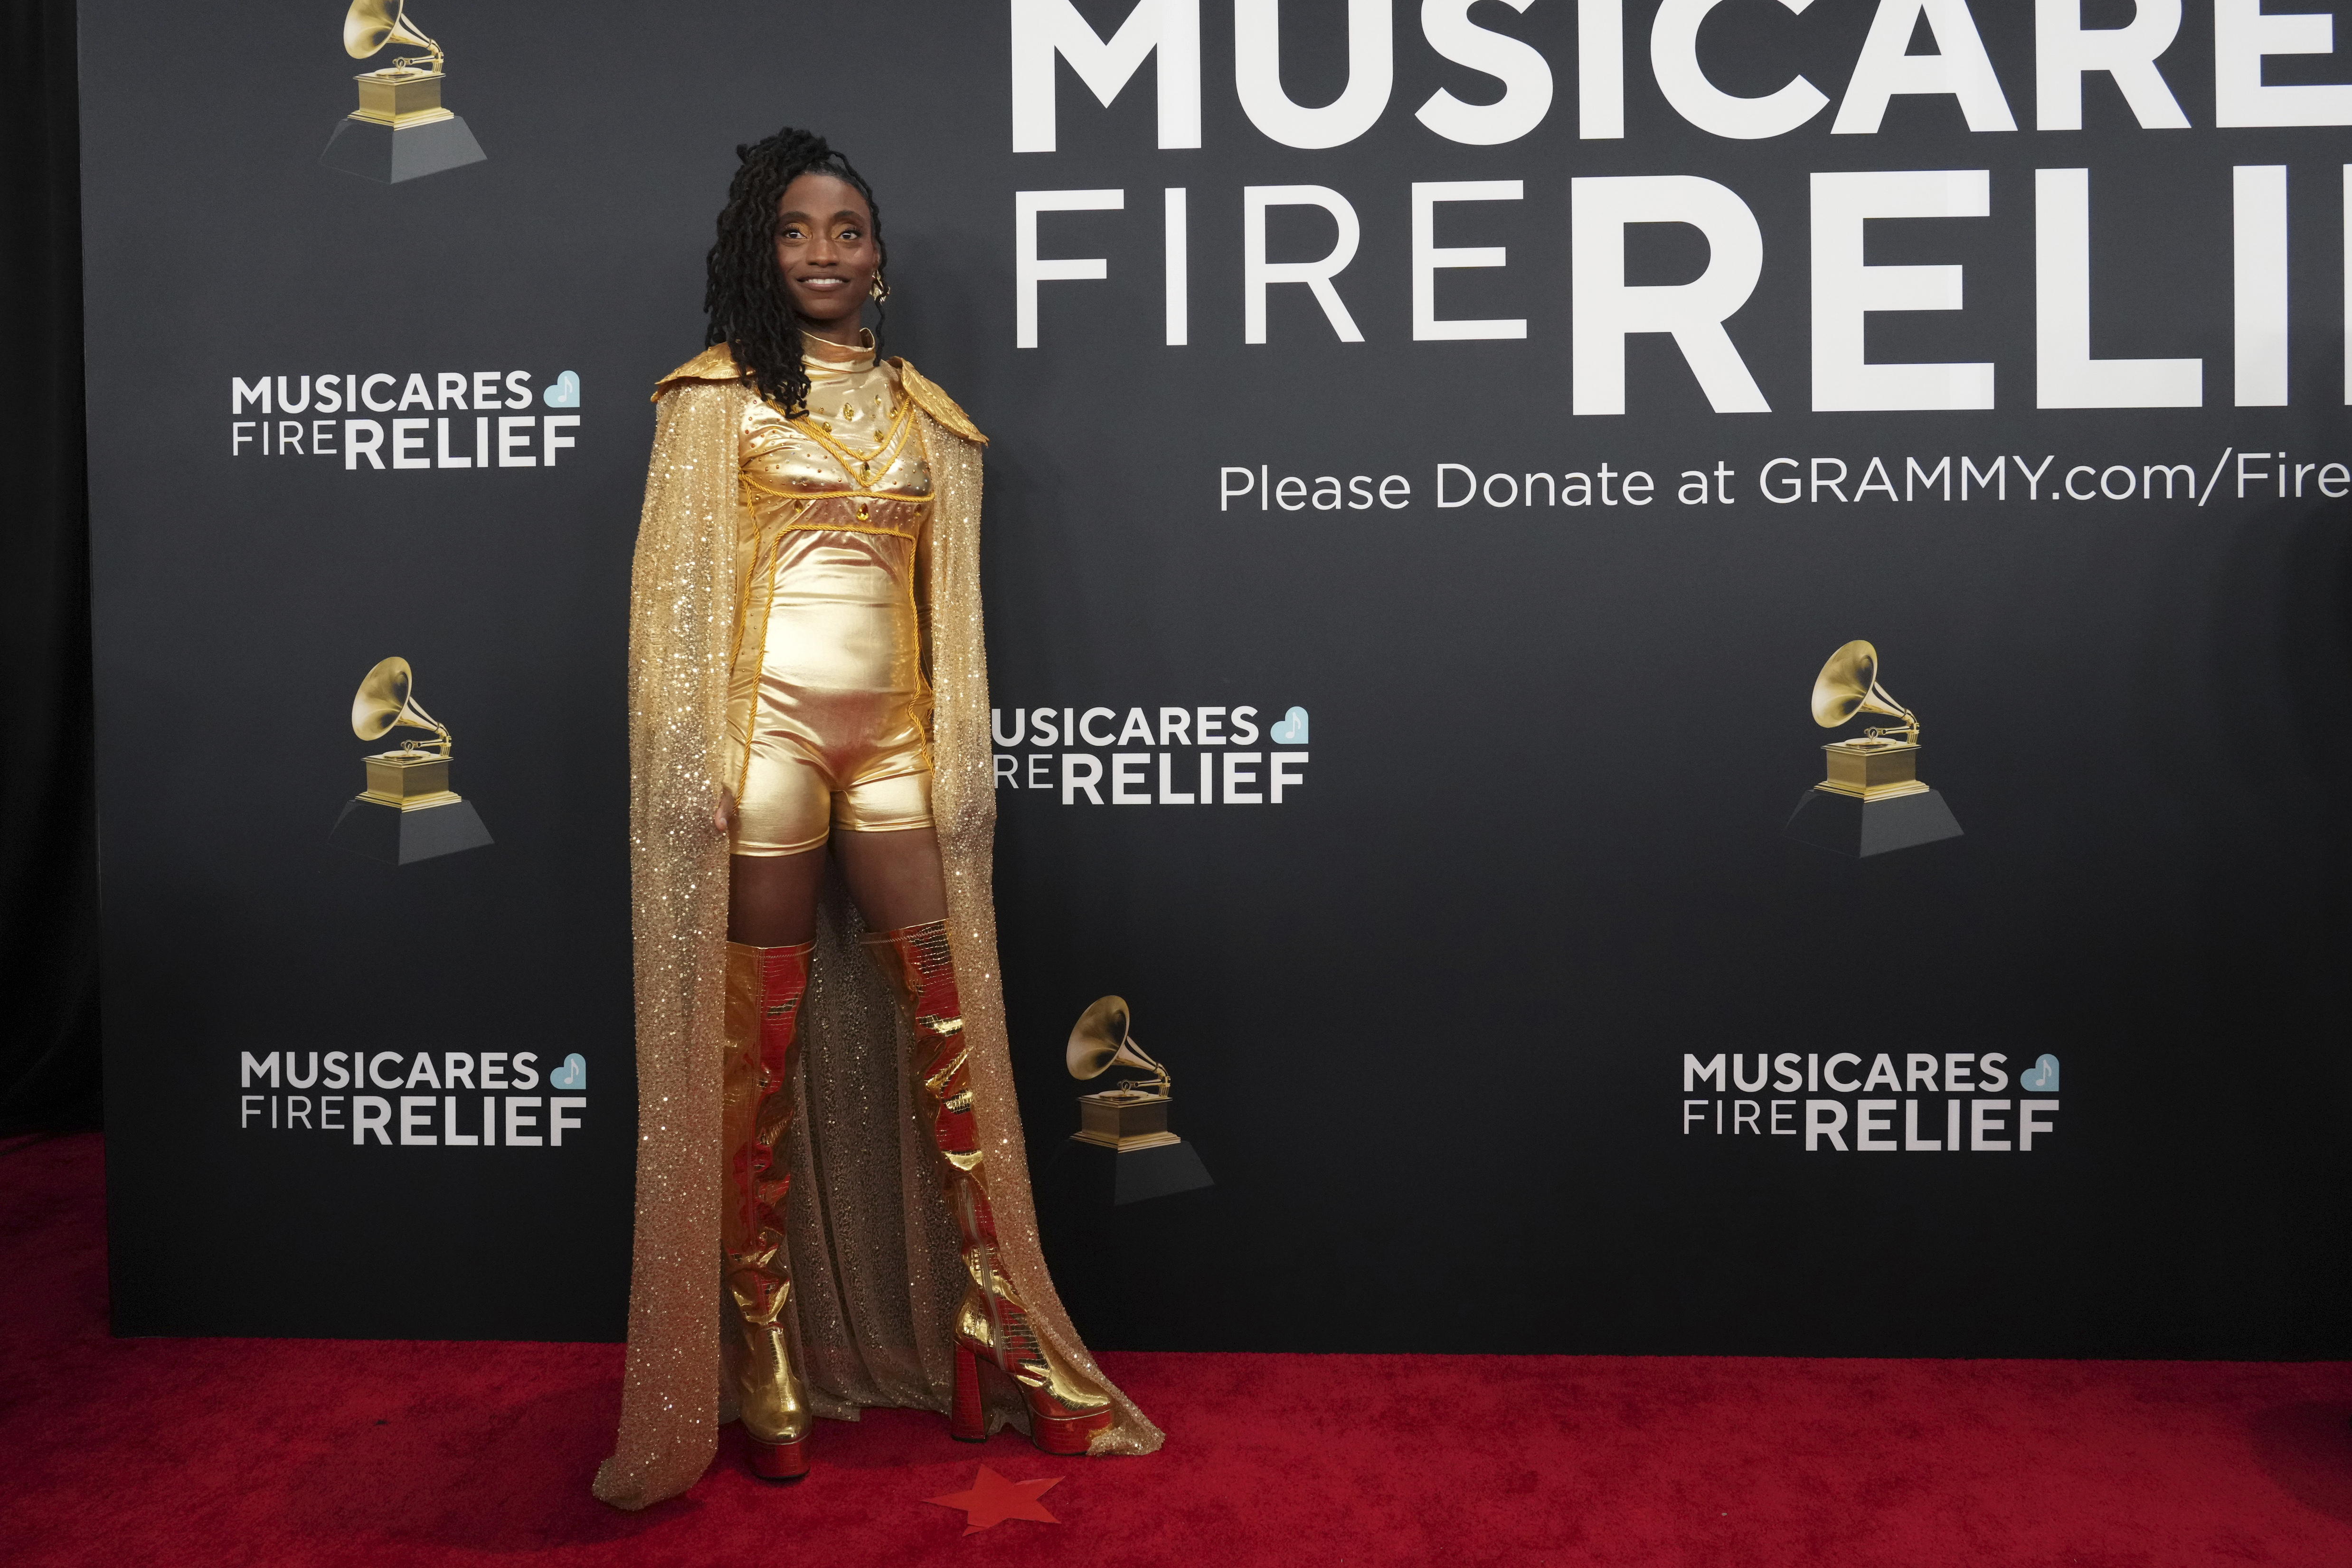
[593,128,1160,1511]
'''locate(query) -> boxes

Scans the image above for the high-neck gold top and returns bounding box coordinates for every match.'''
[739,332,935,538]
[723,333,941,853]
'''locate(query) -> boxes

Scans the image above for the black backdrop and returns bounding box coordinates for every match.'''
[77,0,2352,1353]
[2,0,101,1138]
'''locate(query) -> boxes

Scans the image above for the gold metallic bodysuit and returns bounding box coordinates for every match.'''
[726,334,936,855]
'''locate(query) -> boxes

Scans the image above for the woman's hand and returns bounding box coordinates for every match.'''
[713,787,739,836]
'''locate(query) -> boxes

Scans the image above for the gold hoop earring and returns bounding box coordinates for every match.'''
[869,275,891,302]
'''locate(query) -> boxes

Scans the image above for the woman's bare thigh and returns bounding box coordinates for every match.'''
[727,827,945,946]
[728,847,827,947]
[832,827,947,933]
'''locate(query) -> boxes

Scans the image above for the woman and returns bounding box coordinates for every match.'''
[592,128,1159,1510]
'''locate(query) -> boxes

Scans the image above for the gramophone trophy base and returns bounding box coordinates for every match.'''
[359,749,458,809]
[1048,1136,1215,1208]
[1049,1090,1212,1205]
[331,795,493,864]
[1785,786,1963,859]
[1816,738,1930,801]
[331,753,491,863]
[350,67,452,128]
[1073,1089,1181,1152]
[321,110,485,185]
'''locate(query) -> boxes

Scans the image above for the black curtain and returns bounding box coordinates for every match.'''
[1,0,101,1134]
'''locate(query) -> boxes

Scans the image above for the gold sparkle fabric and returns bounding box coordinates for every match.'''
[593,373,737,1512]
[594,349,1161,1512]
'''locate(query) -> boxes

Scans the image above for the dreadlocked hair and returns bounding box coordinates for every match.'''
[703,127,887,417]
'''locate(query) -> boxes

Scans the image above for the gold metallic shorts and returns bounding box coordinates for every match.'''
[730,655,935,857]
[733,744,933,856]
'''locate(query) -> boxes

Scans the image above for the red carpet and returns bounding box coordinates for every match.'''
[7,1132,2352,1566]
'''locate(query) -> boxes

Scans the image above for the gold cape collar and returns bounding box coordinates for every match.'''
[651,343,989,447]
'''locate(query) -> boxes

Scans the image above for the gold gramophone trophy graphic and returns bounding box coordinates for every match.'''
[1783,640,1964,857]
[328,657,494,864]
[1062,997,1212,1204]
[319,0,487,185]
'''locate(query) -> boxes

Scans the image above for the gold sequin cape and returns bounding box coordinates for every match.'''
[594,346,1162,1510]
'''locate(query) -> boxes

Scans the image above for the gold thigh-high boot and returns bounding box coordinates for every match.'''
[862,919,1116,1455]
[724,940,816,1481]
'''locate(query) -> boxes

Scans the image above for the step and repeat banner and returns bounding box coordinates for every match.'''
[84,0,2349,1351]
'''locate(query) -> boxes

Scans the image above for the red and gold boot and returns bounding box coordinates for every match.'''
[862,919,1116,1456]
[723,940,817,1481]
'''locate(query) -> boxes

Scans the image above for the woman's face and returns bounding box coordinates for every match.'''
[774,173,878,332]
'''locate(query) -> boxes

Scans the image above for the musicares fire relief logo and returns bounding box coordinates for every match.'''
[1679,1050,2062,1154]
[228,369,581,469]
[993,702,1311,806]
[236,1048,589,1149]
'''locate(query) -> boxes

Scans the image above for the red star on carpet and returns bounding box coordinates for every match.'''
[924,1464,1063,1534]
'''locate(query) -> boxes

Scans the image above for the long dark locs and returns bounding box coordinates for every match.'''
[703,127,887,416]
